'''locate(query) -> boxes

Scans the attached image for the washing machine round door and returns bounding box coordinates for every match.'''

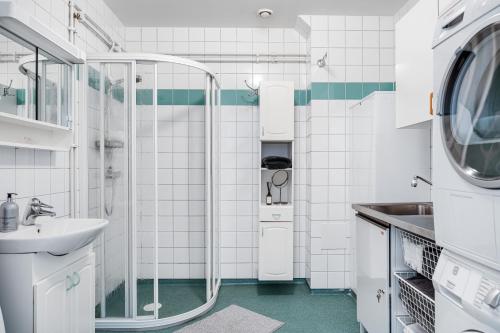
[440,22,500,188]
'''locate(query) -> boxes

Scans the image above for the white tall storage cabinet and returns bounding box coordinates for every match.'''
[349,92,431,292]
[258,81,294,281]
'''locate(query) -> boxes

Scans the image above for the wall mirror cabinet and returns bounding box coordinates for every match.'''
[0,0,85,150]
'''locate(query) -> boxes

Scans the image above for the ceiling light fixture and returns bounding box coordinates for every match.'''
[257,8,273,18]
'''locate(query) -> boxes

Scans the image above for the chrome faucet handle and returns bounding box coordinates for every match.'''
[22,198,56,225]
[31,198,53,209]
[31,205,55,216]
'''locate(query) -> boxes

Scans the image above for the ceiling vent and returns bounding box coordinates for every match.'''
[257,8,273,18]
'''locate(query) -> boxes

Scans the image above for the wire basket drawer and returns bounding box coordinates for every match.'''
[395,272,435,333]
[399,229,442,280]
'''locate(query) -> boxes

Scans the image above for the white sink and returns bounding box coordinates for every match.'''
[0,218,108,255]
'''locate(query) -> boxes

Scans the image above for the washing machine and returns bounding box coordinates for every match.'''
[433,250,500,332]
[432,0,500,271]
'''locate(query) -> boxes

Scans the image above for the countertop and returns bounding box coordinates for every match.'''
[352,203,435,240]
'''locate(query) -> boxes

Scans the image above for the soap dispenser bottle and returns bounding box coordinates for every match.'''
[0,193,19,232]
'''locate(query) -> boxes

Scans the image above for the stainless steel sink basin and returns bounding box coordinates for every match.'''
[364,203,433,216]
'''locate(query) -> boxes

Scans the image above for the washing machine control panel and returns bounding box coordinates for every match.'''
[474,278,500,314]
[436,257,471,297]
[434,251,500,330]
[484,288,500,309]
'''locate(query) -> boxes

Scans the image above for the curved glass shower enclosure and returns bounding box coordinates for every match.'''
[84,53,221,330]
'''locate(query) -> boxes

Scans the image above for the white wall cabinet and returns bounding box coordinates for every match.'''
[395,0,438,128]
[259,81,294,141]
[258,222,293,281]
[0,246,95,333]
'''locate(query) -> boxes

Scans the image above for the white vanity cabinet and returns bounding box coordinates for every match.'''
[259,81,294,141]
[0,246,95,333]
[356,215,390,333]
[258,222,293,281]
[395,0,438,128]
[35,254,95,333]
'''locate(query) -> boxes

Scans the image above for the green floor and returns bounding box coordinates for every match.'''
[97,280,206,319]
[97,281,359,333]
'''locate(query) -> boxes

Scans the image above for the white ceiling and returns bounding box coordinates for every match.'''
[104,0,408,27]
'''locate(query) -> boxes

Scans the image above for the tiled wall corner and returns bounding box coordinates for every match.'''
[306,15,395,289]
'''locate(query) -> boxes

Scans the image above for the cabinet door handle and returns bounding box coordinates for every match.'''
[72,272,81,287]
[429,92,434,116]
[66,275,74,291]
[261,127,264,137]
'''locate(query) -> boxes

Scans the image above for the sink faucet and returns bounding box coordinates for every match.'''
[411,175,432,187]
[22,198,56,226]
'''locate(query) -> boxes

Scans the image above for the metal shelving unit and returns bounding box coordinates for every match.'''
[391,228,442,333]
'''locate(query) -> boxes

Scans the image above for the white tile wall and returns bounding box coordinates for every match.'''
[308,15,395,84]
[304,15,395,289]
[0,0,124,215]
[125,27,308,279]
[1,0,398,292]
[0,147,70,216]
[0,0,125,308]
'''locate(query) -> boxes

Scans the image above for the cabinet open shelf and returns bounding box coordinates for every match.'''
[0,111,73,151]
[260,168,293,207]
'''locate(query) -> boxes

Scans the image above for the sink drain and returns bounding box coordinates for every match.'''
[143,302,162,312]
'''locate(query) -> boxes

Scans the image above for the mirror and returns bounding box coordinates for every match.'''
[0,31,72,128]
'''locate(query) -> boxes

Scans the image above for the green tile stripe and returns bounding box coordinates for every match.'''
[16,85,314,106]
[86,67,310,106]
[16,89,25,105]
[135,88,310,106]
[88,66,100,90]
[311,82,395,100]
[15,87,59,106]
[137,89,205,106]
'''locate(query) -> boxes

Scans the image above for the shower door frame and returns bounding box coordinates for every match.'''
[83,53,222,331]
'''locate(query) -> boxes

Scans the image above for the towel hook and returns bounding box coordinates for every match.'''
[244,80,259,97]
[317,52,328,68]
